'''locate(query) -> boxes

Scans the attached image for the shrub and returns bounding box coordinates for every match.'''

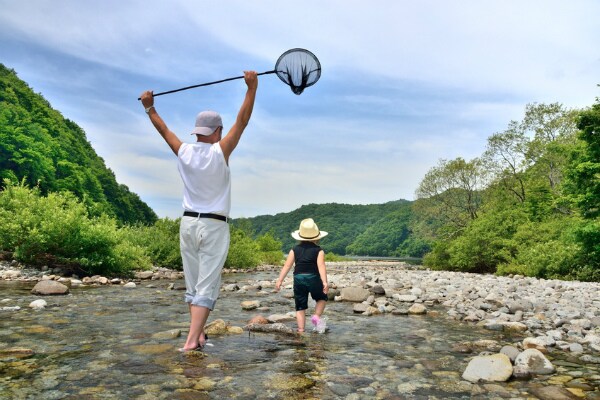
[0,181,151,276]
[124,218,182,269]
[225,226,260,268]
[255,231,284,265]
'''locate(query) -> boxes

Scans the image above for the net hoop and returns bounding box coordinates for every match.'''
[273,48,321,95]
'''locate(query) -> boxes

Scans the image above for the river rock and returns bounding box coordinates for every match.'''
[241,300,260,310]
[223,283,239,291]
[340,287,370,302]
[248,315,269,324]
[245,322,296,335]
[507,299,534,314]
[394,294,417,302]
[353,303,369,313]
[205,319,229,335]
[408,303,427,315]
[513,349,555,376]
[135,271,154,280]
[268,373,315,391]
[30,280,69,295]
[0,347,34,358]
[266,314,294,323]
[462,353,513,383]
[28,299,47,310]
[226,326,244,334]
[151,329,181,340]
[528,386,579,400]
[499,345,520,362]
[370,285,386,295]
[2,269,22,279]
[523,337,548,352]
[501,321,528,333]
[123,282,136,288]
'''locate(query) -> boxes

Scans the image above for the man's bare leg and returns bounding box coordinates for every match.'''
[182,304,210,350]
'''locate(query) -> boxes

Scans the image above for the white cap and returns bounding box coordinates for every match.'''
[191,111,222,136]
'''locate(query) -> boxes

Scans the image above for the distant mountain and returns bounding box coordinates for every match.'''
[233,199,427,257]
[0,64,157,224]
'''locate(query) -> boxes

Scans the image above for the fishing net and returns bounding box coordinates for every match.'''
[142,48,321,99]
[273,48,321,95]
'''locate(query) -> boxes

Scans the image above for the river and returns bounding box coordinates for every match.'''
[1,270,598,399]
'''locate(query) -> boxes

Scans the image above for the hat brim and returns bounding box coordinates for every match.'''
[191,126,215,136]
[291,230,328,241]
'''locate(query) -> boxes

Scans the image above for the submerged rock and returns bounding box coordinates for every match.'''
[28,299,47,310]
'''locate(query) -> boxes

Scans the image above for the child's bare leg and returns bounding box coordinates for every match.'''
[314,300,326,317]
[296,309,306,332]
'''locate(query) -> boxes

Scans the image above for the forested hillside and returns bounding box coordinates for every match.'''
[234,200,429,257]
[0,64,157,225]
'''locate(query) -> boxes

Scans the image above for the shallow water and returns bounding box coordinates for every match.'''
[1,271,599,399]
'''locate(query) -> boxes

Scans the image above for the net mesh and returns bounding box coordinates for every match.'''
[274,48,321,95]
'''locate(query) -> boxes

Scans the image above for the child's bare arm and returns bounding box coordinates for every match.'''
[275,250,295,291]
[317,250,328,294]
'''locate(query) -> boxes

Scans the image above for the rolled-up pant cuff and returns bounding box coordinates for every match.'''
[185,293,216,310]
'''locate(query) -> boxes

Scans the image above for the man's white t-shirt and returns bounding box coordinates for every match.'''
[177,142,231,217]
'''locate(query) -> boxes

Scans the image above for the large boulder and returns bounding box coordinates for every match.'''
[462,354,513,383]
[31,280,69,295]
[513,349,555,377]
[340,287,370,302]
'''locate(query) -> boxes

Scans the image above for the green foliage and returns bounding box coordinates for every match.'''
[225,226,261,268]
[324,252,350,262]
[496,218,580,279]
[255,231,284,265]
[446,208,525,273]
[0,181,151,276]
[123,218,182,269]
[0,64,157,225]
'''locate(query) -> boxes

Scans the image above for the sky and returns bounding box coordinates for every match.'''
[1,1,599,219]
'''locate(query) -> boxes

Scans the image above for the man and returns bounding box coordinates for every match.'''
[139,70,258,352]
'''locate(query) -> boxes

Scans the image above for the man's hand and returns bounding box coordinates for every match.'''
[275,279,282,292]
[244,71,258,90]
[140,90,154,110]
[322,282,329,295]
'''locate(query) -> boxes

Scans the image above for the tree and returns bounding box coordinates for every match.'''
[415,157,488,239]
[483,121,529,203]
[564,99,600,280]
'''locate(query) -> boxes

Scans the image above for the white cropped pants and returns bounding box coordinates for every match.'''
[180,216,230,310]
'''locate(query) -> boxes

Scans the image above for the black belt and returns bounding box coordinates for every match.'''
[183,211,229,222]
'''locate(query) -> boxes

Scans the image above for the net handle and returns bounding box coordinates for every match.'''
[138,70,277,100]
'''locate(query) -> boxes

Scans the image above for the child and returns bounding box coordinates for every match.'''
[275,218,329,333]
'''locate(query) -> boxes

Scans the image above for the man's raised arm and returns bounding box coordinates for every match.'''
[140,90,183,156]
[219,71,258,162]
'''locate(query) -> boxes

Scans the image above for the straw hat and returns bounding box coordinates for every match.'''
[291,218,328,241]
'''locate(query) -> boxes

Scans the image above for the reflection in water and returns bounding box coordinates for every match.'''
[0,272,598,399]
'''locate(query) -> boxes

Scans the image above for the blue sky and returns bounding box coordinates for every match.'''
[1,1,598,218]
